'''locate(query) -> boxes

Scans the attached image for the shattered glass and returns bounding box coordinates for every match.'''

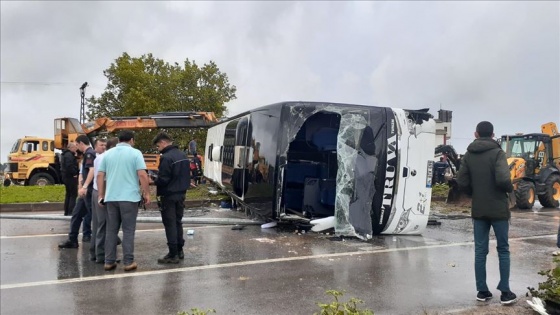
[277,104,381,240]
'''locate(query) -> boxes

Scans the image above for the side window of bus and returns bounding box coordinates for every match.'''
[42,141,49,151]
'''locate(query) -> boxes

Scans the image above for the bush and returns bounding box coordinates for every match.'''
[528,257,560,306]
[315,290,374,315]
[431,184,450,199]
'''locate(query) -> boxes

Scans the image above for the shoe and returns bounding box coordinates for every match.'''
[476,291,493,301]
[178,249,185,260]
[82,235,91,243]
[58,240,79,249]
[89,256,96,262]
[117,237,122,246]
[158,254,180,264]
[553,250,560,256]
[95,259,104,264]
[124,262,137,271]
[500,291,517,305]
[104,263,117,271]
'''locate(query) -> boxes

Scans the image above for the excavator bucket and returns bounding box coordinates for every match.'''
[446,181,472,207]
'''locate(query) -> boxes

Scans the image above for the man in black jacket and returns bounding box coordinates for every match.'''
[457,121,517,305]
[60,142,79,216]
[151,132,190,263]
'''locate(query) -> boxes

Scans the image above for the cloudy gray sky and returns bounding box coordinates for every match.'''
[1,1,559,162]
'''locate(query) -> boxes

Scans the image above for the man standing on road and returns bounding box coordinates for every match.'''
[60,142,79,216]
[59,135,96,248]
[97,130,150,272]
[78,139,107,259]
[152,132,190,264]
[456,121,517,305]
[89,138,115,263]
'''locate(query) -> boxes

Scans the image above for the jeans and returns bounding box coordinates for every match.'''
[68,188,93,242]
[160,195,185,255]
[473,219,511,292]
[105,201,138,265]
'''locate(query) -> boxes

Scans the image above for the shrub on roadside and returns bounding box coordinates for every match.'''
[528,257,560,307]
[315,290,374,315]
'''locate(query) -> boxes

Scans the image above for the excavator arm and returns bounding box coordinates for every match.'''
[82,112,218,136]
[55,112,218,149]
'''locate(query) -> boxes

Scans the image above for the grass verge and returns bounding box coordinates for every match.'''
[0,183,227,204]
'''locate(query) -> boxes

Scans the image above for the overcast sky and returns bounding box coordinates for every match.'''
[1,1,559,163]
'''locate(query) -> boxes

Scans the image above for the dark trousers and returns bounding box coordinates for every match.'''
[160,195,185,254]
[68,188,93,242]
[63,177,78,216]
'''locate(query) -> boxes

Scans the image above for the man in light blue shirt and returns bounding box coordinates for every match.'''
[97,130,150,272]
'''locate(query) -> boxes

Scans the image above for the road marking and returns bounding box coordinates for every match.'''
[1,233,555,290]
[0,225,229,239]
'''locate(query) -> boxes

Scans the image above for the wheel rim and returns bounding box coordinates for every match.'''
[553,181,560,201]
[529,187,535,204]
[36,178,49,186]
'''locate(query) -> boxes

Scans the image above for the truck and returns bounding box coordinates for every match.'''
[5,112,217,185]
[204,101,436,238]
[5,136,62,185]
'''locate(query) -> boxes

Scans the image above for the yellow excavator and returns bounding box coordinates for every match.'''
[501,122,560,209]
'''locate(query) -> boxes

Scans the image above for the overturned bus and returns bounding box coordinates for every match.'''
[203,101,436,239]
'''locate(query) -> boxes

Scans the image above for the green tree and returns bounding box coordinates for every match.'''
[86,52,236,152]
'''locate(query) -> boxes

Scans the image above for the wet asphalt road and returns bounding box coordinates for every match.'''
[1,206,559,315]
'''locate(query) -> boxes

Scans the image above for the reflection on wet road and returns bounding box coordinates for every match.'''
[1,206,559,315]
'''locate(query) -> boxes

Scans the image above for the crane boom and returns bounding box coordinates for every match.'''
[55,112,218,149]
[82,112,218,135]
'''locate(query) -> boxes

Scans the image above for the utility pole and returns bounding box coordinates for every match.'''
[79,82,88,124]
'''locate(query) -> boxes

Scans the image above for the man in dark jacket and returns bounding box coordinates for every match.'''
[456,121,517,305]
[59,135,96,248]
[152,132,190,263]
[60,142,79,216]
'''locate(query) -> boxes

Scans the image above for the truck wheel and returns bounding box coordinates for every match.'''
[515,181,535,209]
[538,174,560,208]
[29,173,55,186]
